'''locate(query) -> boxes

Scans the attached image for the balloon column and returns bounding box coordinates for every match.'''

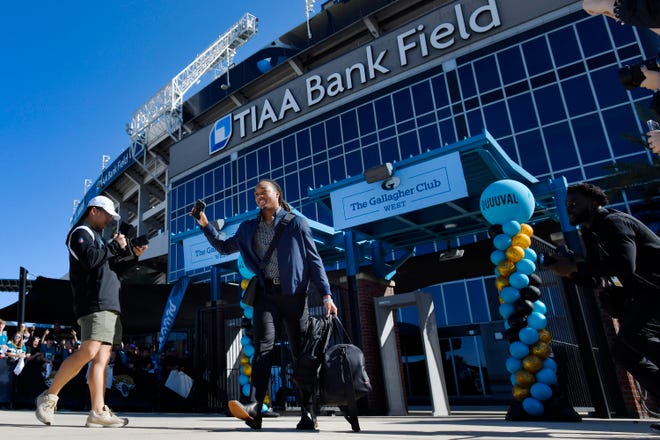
[237,256,257,400]
[480,180,557,418]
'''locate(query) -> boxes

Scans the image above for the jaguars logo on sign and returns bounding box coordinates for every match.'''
[209,113,232,155]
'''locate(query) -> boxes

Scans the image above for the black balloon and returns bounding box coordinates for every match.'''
[520,286,541,301]
[504,327,520,343]
[513,299,534,315]
[488,224,503,239]
[507,312,528,330]
[528,273,542,287]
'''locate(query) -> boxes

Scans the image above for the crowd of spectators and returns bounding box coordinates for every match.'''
[0,317,192,411]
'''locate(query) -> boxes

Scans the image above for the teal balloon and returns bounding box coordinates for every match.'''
[509,272,530,289]
[490,249,506,265]
[500,287,520,304]
[536,367,558,385]
[237,255,255,279]
[522,397,545,416]
[480,179,536,225]
[542,358,557,372]
[503,320,510,330]
[243,344,255,357]
[241,335,251,346]
[238,374,249,386]
[524,248,537,262]
[527,312,547,330]
[505,357,523,373]
[515,258,536,275]
[261,403,269,413]
[244,307,254,320]
[530,383,553,401]
[493,234,512,250]
[519,327,540,345]
[510,373,518,386]
[499,303,514,319]
[533,300,547,315]
[509,341,530,359]
[241,383,251,397]
[239,300,248,310]
[502,220,521,236]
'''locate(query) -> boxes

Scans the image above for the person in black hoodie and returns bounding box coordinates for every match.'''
[34,195,147,428]
[546,183,660,430]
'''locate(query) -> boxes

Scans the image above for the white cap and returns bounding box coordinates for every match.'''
[87,195,120,221]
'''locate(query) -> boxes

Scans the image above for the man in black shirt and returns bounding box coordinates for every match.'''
[35,196,146,427]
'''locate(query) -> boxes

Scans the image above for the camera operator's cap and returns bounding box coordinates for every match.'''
[87,195,120,221]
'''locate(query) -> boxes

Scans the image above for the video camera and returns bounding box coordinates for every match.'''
[118,222,150,248]
[618,53,660,89]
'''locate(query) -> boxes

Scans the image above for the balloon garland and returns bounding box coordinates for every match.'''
[480,180,557,417]
[237,255,256,400]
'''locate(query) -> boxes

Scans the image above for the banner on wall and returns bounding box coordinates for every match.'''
[330,151,468,229]
[182,221,241,272]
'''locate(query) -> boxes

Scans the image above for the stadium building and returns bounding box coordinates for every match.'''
[61,0,660,416]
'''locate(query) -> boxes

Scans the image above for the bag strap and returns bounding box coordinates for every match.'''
[258,212,295,272]
[330,315,353,345]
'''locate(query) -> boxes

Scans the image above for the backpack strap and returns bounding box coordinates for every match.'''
[258,212,295,272]
[67,225,96,261]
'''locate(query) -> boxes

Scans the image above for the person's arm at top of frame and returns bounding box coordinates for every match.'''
[583,0,660,29]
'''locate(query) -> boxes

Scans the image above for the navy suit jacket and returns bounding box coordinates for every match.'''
[202,208,331,297]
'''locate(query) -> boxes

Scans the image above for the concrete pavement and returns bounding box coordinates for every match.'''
[0,409,658,439]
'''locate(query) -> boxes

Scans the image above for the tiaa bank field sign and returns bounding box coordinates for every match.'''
[330,152,468,229]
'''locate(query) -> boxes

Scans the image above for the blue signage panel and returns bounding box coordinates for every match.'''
[209,113,233,155]
[330,152,468,229]
[181,221,240,271]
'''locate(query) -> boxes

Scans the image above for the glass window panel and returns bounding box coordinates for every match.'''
[467,279,490,323]
[313,162,330,188]
[345,150,363,178]
[399,131,420,159]
[204,172,213,197]
[517,129,550,175]
[483,101,511,138]
[362,144,381,169]
[602,104,644,156]
[607,17,638,46]
[341,110,359,141]
[497,136,518,162]
[439,119,456,145]
[310,122,326,153]
[591,66,629,109]
[393,89,414,122]
[297,130,311,158]
[571,114,610,163]
[534,84,567,125]
[431,74,449,109]
[561,75,597,117]
[283,135,296,163]
[270,140,283,170]
[498,47,526,84]
[257,148,270,176]
[380,137,400,164]
[548,26,581,67]
[418,124,440,150]
[329,156,346,182]
[576,16,612,58]
[411,81,434,116]
[522,37,553,77]
[474,55,500,92]
[508,93,538,132]
[375,96,394,128]
[299,167,314,196]
[467,109,484,137]
[326,117,342,147]
[543,122,580,170]
[285,173,300,202]
[357,103,376,135]
[458,64,476,98]
[443,282,470,325]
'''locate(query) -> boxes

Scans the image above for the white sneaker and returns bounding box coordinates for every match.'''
[35,391,58,425]
[85,405,129,428]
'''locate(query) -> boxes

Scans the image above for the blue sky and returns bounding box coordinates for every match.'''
[0,1,316,293]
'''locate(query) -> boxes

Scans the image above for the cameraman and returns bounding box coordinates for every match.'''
[545,183,660,413]
[582,0,660,33]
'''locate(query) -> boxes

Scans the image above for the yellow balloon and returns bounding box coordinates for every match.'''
[522,355,544,373]
[512,385,531,401]
[263,395,271,405]
[242,364,252,376]
[498,295,505,305]
[495,276,509,291]
[531,342,552,359]
[241,279,251,290]
[505,246,525,262]
[240,355,250,365]
[497,260,516,277]
[538,329,552,343]
[511,233,531,249]
[520,223,534,237]
[514,370,535,388]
